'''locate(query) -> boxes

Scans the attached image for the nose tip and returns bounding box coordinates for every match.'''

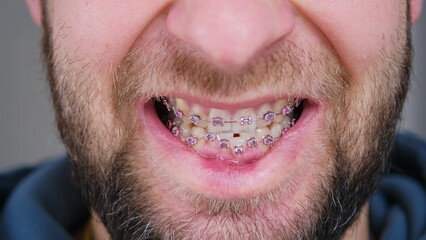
[167,0,295,72]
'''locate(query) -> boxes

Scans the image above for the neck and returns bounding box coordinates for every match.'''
[341,204,370,240]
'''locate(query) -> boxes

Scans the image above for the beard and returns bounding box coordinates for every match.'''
[40,3,412,239]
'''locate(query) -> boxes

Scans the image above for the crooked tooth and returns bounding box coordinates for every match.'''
[190,104,209,128]
[192,139,205,151]
[189,128,205,150]
[168,98,301,156]
[176,98,189,112]
[233,108,256,133]
[208,108,232,133]
[273,99,289,113]
[273,114,284,123]
[176,98,190,123]
[173,117,183,126]
[191,126,206,139]
[257,103,273,128]
[282,115,292,129]
[270,122,284,139]
[179,122,192,138]
[256,127,271,153]
[272,99,288,123]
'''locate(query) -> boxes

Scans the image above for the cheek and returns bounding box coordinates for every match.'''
[295,0,404,76]
[50,0,172,72]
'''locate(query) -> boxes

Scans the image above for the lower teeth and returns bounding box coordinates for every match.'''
[154,97,304,162]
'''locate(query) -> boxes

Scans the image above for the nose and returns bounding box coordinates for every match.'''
[167,0,295,72]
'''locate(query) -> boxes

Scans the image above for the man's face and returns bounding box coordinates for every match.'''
[29,0,421,239]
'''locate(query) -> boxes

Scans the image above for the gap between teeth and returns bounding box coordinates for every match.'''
[161,97,301,157]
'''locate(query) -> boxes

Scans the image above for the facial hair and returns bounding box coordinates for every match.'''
[40,1,412,239]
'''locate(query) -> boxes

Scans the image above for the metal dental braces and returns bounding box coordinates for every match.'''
[159,97,301,157]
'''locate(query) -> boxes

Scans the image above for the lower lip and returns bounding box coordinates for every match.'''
[139,99,320,198]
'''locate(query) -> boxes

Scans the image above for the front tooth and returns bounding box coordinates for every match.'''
[218,132,254,148]
[232,108,256,134]
[257,103,273,128]
[208,108,232,133]
[217,132,232,150]
[190,104,209,128]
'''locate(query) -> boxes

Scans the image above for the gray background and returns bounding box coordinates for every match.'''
[1,1,425,169]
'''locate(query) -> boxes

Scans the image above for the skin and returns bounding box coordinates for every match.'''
[26,0,423,239]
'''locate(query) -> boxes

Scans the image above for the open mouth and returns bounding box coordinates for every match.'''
[154,97,305,165]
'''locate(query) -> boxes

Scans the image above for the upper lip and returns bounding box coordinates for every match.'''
[156,91,315,110]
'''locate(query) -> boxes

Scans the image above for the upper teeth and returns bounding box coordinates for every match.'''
[160,97,301,157]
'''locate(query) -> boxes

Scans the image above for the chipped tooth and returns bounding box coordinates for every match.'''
[273,99,289,113]
[257,103,273,128]
[233,108,256,133]
[190,104,209,128]
[230,137,246,148]
[209,109,232,133]
[217,132,233,142]
[216,132,254,149]
[270,123,284,139]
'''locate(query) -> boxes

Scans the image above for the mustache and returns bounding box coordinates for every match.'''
[113,32,349,108]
